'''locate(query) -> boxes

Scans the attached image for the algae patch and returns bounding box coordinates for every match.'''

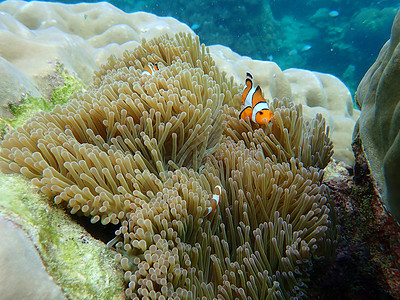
[0,62,85,134]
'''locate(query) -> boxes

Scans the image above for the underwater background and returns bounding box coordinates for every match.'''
[21,0,400,94]
[1,1,400,299]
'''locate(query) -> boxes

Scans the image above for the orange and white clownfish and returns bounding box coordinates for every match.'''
[239,72,273,124]
[204,185,222,216]
[141,63,159,76]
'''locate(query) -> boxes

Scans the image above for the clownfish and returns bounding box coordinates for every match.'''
[239,72,273,124]
[141,63,159,76]
[204,185,222,216]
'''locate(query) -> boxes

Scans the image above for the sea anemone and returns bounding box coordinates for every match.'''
[0,32,336,299]
[224,98,333,169]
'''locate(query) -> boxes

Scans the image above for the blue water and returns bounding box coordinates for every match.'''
[16,0,400,93]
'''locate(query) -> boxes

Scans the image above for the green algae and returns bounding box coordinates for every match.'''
[0,174,125,300]
[51,62,86,106]
[0,63,85,135]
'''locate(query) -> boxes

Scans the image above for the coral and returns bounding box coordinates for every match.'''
[211,46,359,165]
[0,0,194,99]
[353,9,400,221]
[283,68,359,165]
[0,57,42,119]
[0,32,337,299]
[51,63,86,106]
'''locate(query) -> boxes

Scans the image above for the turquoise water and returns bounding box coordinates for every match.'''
[11,0,400,93]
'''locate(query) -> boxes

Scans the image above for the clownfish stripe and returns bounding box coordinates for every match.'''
[242,73,254,106]
[141,63,159,77]
[252,102,273,123]
[141,70,152,76]
[252,101,270,112]
[245,78,253,88]
[211,190,221,204]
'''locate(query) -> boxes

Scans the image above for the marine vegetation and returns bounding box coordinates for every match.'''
[0,62,85,133]
[0,32,337,299]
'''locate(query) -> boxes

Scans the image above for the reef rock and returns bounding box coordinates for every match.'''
[354,9,400,220]
[0,216,66,300]
[313,138,400,300]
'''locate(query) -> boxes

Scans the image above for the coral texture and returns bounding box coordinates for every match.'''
[353,9,400,220]
[0,0,357,164]
[0,32,337,299]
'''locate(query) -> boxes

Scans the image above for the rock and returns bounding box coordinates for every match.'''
[0,216,66,300]
[309,139,400,299]
[354,8,400,220]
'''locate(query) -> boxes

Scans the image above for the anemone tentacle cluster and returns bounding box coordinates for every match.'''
[0,33,337,299]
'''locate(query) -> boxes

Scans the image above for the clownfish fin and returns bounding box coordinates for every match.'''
[252,85,266,107]
[242,73,254,105]
[239,106,253,121]
[204,185,222,216]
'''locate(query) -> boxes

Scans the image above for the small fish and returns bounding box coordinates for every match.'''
[328,10,339,17]
[141,63,159,76]
[191,23,200,30]
[301,44,312,52]
[239,72,273,124]
[204,185,222,216]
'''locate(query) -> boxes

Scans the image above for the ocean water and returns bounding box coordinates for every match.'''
[7,0,400,95]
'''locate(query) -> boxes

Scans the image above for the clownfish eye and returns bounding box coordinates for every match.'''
[259,111,263,114]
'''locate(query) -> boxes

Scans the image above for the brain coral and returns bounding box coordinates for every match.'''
[0,33,337,299]
[354,9,400,221]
